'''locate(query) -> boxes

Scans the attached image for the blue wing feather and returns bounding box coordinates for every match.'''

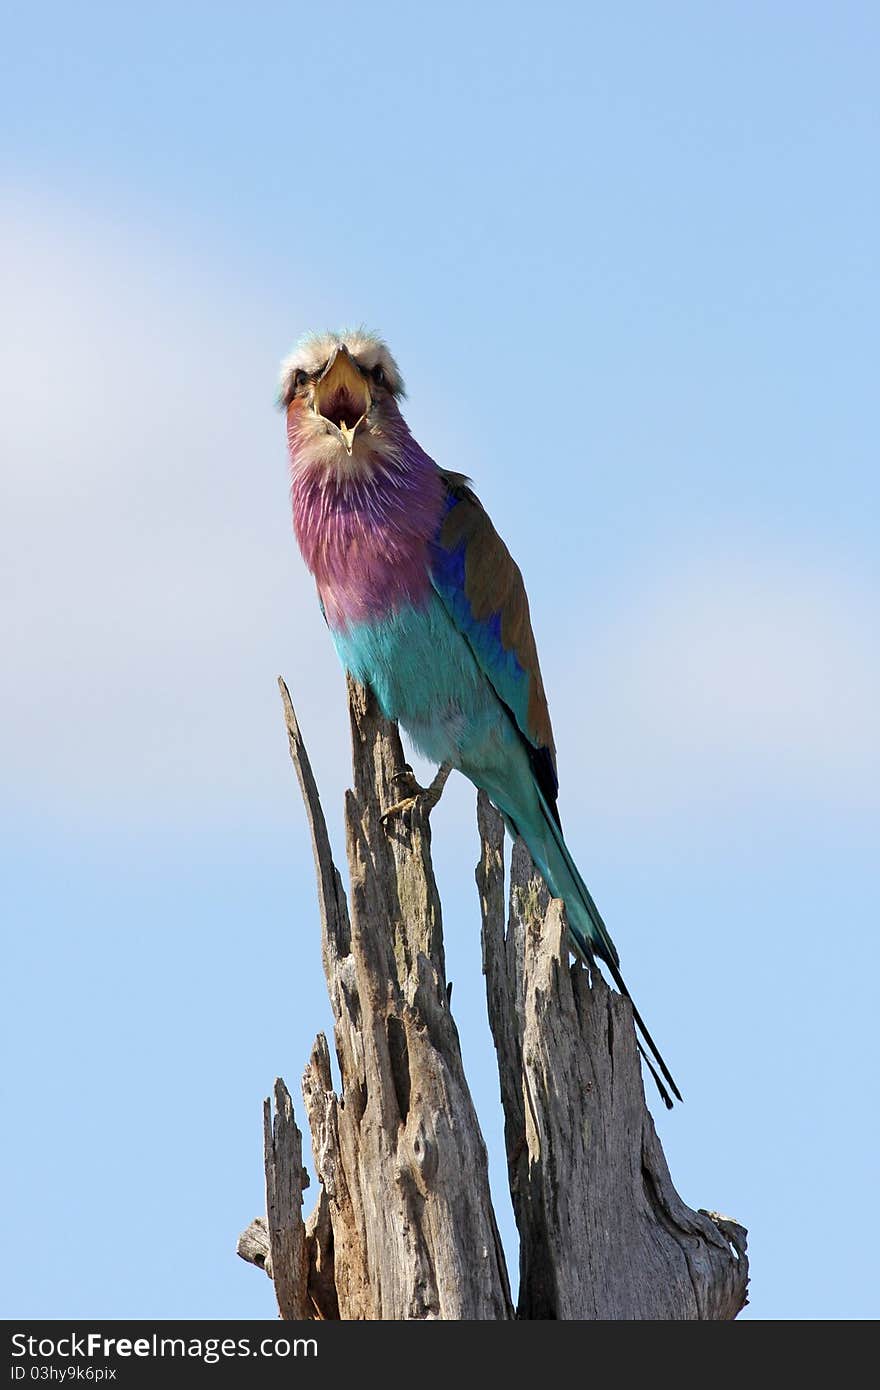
[429,473,560,814]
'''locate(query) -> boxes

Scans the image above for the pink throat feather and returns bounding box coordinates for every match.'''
[289,416,443,630]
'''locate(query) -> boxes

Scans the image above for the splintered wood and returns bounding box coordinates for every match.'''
[237,678,748,1320]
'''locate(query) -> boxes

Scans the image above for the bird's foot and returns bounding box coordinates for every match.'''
[380,762,452,825]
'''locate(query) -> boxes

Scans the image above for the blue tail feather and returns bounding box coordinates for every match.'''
[524,788,683,1109]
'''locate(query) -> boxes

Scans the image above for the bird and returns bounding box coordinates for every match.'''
[282,329,681,1108]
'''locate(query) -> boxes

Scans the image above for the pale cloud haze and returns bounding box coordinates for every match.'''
[2,201,340,824]
[4,206,876,838]
[562,562,880,819]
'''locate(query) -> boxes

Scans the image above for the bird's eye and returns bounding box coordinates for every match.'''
[293,369,308,389]
[372,364,385,386]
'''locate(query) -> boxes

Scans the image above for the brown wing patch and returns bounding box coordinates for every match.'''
[439,475,555,760]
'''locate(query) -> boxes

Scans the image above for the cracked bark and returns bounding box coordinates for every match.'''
[476,795,747,1319]
[237,678,748,1320]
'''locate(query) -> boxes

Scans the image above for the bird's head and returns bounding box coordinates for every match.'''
[280,330,406,478]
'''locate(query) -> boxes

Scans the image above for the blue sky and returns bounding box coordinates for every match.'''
[2,2,878,1320]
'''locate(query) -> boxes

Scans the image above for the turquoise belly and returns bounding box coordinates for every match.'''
[330,595,508,768]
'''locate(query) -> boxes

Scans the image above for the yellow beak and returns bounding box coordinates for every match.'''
[313,345,372,454]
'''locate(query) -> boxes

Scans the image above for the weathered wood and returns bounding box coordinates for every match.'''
[237,1083,339,1321]
[282,676,512,1319]
[236,1216,271,1274]
[303,1180,338,1320]
[239,682,748,1320]
[263,1077,309,1320]
[476,791,749,1319]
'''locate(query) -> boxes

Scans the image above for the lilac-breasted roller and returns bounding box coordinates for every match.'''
[283,330,681,1108]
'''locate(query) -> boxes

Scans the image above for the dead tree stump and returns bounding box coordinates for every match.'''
[477,796,748,1319]
[238,677,748,1320]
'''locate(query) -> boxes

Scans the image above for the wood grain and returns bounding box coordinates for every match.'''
[238,681,748,1320]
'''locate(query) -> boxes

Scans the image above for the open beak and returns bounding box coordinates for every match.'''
[312,345,371,453]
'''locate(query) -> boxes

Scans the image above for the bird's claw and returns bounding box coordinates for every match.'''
[381,766,424,821]
[380,794,424,824]
[388,765,421,796]
[380,762,452,825]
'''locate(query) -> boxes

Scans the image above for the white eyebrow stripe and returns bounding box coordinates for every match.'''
[279,330,405,400]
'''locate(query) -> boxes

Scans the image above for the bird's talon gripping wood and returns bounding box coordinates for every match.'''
[380,763,451,825]
[381,766,425,822]
[380,794,421,824]
[282,329,682,1108]
[389,764,417,792]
